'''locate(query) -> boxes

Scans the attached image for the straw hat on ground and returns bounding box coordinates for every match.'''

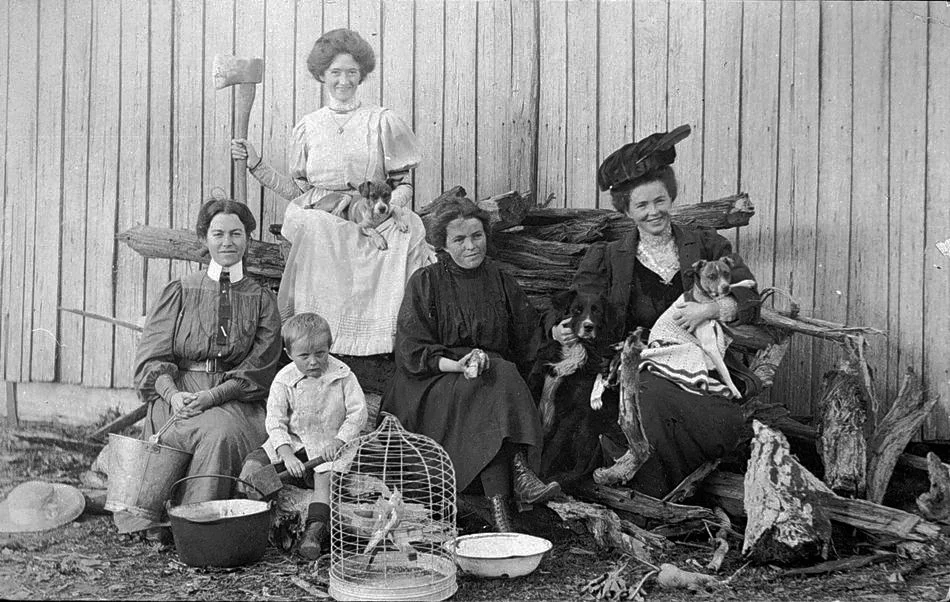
[0,480,85,533]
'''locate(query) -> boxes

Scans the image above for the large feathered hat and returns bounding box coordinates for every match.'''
[597,124,692,191]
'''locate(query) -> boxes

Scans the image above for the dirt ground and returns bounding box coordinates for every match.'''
[3,419,950,601]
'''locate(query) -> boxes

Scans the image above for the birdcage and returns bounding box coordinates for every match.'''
[328,413,457,601]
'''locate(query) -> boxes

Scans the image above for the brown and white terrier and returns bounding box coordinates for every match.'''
[329,180,409,250]
[686,257,756,398]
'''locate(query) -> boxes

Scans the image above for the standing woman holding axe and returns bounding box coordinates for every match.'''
[231,29,430,357]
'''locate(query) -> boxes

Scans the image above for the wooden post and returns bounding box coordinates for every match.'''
[5,381,18,427]
[816,346,868,498]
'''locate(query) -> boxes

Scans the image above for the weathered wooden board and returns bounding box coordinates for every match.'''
[770,1,820,418]
[114,1,150,389]
[442,0,477,198]
[700,1,741,206]
[848,2,891,428]
[887,1,928,430]
[3,0,39,382]
[349,0,382,107]
[666,0,704,205]
[811,1,854,407]
[633,0,668,140]
[923,2,950,439]
[565,2,598,209]
[235,0,266,234]
[145,0,174,306]
[508,0,539,197]
[597,0,633,211]
[294,0,323,121]
[737,0,781,302]
[477,0,513,201]
[171,0,205,282]
[202,0,235,202]
[261,0,297,241]
[31,0,67,383]
[0,0,8,378]
[82,0,121,388]
[537,0,568,208]
[411,0,444,210]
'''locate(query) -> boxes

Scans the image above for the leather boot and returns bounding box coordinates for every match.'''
[299,521,328,560]
[487,495,514,533]
[512,449,561,504]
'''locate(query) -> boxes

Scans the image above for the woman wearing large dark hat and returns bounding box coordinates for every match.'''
[548,125,760,497]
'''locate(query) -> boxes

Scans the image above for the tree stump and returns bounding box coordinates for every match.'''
[592,329,650,486]
[816,338,870,497]
[742,420,832,564]
[270,484,312,552]
[916,452,950,523]
[866,367,931,504]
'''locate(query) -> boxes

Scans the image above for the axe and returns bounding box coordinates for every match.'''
[213,55,263,203]
[244,454,326,500]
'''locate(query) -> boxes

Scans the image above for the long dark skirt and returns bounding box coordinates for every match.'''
[619,370,747,498]
[381,357,544,492]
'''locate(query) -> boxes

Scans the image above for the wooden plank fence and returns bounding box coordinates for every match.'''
[1,0,948,438]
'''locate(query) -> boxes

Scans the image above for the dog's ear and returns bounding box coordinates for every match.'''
[357,181,374,198]
[686,259,706,280]
[551,289,577,313]
[721,255,736,269]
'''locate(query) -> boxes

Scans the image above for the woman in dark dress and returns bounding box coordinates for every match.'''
[552,125,760,498]
[381,198,560,532]
[115,199,282,534]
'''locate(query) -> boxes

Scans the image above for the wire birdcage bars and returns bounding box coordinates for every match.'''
[328,413,457,601]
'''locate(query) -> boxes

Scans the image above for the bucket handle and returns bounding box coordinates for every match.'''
[166,474,269,511]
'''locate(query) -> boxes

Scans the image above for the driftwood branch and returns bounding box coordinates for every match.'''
[546,498,668,563]
[704,470,941,542]
[593,329,650,486]
[742,420,832,563]
[88,405,148,442]
[417,186,535,233]
[866,367,931,504]
[576,482,718,524]
[662,460,721,504]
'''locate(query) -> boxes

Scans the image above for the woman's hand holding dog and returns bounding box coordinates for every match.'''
[673,301,720,333]
[230,138,261,170]
[551,317,579,345]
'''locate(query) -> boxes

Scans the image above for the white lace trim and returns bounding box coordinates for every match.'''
[636,226,679,284]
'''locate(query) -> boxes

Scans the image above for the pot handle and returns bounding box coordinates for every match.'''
[165,474,269,511]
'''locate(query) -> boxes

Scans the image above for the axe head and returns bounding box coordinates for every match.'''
[213,55,263,89]
[244,462,284,499]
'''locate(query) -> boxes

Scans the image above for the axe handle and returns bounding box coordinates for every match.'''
[233,82,258,203]
[276,454,327,481]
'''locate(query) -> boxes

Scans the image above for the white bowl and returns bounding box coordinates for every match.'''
[446,533,553,578]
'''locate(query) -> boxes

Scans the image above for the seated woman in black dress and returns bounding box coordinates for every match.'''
[381,197,561,532]
[551,125,760,498]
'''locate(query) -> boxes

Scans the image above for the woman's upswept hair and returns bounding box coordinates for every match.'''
[609,165,678,214]
[195,199,256,240]
[307,28,375,83]
[427,197,492,249]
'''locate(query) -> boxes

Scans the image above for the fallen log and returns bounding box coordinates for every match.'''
[866,367,931,504]
[546,497,668,563]
[521,193,756,239]
[88,405,148,442]
[577,482,718,524]
[916,452,950,523]
[742,420,832,563]
[662,459,721,504]
[704,470,941,542]
[417,186,533,233]
[592,329,651,486]
[816,339,870,497]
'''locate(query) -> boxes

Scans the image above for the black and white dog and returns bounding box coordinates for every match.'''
[529,289,618,485]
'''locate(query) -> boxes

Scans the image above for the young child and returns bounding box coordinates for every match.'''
[240,312,367,559]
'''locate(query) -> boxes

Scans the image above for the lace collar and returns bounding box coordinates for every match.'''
[636,225,679,284]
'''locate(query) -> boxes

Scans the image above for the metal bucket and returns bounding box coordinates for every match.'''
[166,475,272,568]
[105,433,192,521]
